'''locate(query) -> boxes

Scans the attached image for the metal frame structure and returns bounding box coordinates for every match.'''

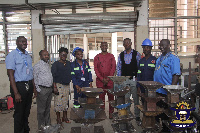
[0,10,32,62]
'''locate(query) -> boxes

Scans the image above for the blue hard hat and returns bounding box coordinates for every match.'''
[72,47,84,56]
[141,38,153,46]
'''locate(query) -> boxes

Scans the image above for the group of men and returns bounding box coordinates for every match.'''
[5,36,180,133]
[5,36,53,132]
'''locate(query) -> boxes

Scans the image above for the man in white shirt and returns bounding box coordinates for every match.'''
[33,50,53,129]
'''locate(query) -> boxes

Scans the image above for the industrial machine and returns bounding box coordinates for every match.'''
[70,87,106,133]
[108,76,136,133]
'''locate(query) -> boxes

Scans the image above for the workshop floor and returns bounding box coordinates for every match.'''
[0,67,144,133]
[0,96,144,133]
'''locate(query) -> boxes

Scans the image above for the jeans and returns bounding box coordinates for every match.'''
[124,79,140,118]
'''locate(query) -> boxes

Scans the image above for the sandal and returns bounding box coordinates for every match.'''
[109,113,113,119]
[62,117,71,123]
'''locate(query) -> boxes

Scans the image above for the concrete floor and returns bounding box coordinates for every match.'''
[0,67,144,133]
[0,96,144,133]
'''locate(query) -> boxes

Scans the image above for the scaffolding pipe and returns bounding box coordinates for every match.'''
[2,11,7,56]
[174,0,178,54]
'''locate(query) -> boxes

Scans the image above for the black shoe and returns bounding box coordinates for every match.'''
[136,117,141,126]
[160,129,170,133]
[161,123,170,133]
[136,117,141,121]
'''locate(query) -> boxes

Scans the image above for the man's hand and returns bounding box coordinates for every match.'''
[32,79,37,99]
[7,69,21,102]
[90,82,93,88]
[33,89,37,99]
[75,85,81,93]
[137,87,140,94]
[53,86,58,94]
[103,78,109,86]
[15,93,22,103]
[102,78,106,85]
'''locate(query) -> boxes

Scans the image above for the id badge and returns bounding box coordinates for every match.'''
[25,83,29,91]
[81,77,85,81]
[26,68,30,74]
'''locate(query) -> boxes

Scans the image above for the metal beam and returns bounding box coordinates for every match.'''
[0,0,143,10]
[40,11,137,24]
[174,0,177,54]
[2,11,7,55]
[149,16,200,20]
[25,0,37,10]
[29,0,137,3]
[44,22,135,28]
[44,24,135,30]
[45,28,134,36]
[0,21,31,25]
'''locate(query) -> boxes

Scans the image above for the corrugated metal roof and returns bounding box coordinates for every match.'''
[0,0,143,35]
[0,0,143,11]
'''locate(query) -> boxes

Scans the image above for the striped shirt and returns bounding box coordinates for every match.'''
[33,60,53,92]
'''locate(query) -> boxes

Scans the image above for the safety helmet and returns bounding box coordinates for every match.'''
[141,38,153,47]
[72,47,84,56]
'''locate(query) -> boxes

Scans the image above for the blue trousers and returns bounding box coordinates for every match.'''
[73,86,87,106]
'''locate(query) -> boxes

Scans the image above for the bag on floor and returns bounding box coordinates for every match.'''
[7,96,14,110]
[0,97,8,111]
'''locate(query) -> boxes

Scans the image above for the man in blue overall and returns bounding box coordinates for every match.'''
[6,36,35,133]
[117,38,141,122]
[154,39,181,132]
[71,47,93,108]
[137,38,156,97]
[154,39,181,94]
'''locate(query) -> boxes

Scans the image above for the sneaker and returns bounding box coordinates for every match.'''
[135,117,141,126]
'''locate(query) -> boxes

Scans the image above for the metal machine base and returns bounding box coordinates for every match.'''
[70,126,105,133]
[111,123,136,133]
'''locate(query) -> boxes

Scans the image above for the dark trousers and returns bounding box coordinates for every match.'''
[11,81,33,133]
[73,87,86,106]
[155,93,169,132]
[99,88,114,114]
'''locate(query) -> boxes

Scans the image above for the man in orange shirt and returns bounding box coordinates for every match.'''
[94,42,116,119]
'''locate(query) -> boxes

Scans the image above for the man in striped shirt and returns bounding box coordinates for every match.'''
[33,50,53,129]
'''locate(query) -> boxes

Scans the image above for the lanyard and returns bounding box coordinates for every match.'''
[159,52,171,65]
[81,65,84,75]
[16,48,28,68]
[76,59,85,76]
[80,61,85,76]
[156,52,171,70]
